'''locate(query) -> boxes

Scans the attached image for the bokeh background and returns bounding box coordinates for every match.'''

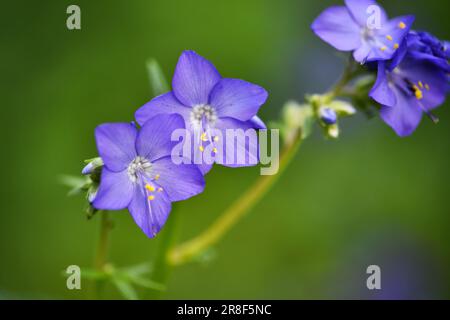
[1,0,450,299]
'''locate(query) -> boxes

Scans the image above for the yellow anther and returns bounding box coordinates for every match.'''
[394,43,399,49]
[200,132,208,142]
[213,147,218,154]
[148,195,155,201]
[386,35,393,41]
[199,145,204,152]
[398,21,406,29]
[413,85,423,100]
[154,174,160,180]
[380,46,387,52]
[214,136,219,142]
[425,84,430,90]
[145,184,155,192]
[157,187,163,192]
[418,81,424,88]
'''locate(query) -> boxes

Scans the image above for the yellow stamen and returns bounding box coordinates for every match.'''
[398,21,406,29]
[213,136,219,142]
[154,174,160,180]
[380,46,387,52]
[148,195,155,201]
[413,85,423,100]
[157,187,163,192]
[393,43,399,49]
[425,84,430,90]
[213,147,218,154]
[199,145,204,152]
[418,81,424,88]
[200,132,208,142]
[386,35,393,41]
[145,184,155,192]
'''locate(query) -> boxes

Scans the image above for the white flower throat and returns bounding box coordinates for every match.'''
[190,104,218,129]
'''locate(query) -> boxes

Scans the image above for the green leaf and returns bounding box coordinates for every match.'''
[59,174,90,196]
[127,275,166,291]
[146,59,169,97]
[112,277,138,300]
[122,263,152,277]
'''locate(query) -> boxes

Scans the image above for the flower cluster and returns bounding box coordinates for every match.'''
[86,51,268,238]
[312,0,449,136]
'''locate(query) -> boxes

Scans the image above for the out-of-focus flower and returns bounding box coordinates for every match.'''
[311,0,414,63]
[407,31,450,72]
[93,114,205,238]
[135,50,268,174]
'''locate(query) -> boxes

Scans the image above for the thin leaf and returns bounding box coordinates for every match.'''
[127,275,166,291]
[122,263,152,277]
[112,277,138,300]
[146,59,169,97]
[59,174,90,196]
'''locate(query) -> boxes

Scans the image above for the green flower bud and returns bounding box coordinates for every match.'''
[327,100,356,117]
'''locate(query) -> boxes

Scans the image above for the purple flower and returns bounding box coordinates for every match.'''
[135,50,268,175]
[92,114,205,238]
[311,0,414,63]
[370,52,448,136]
[407,31,450,72]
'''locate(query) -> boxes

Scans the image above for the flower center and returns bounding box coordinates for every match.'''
[190,104,217,129]
[127,156,152,183]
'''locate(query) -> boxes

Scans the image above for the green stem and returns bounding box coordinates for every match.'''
[93,210,112,298]
[168,133,302,266]
[328,58,360,100]
[146,204,180,299]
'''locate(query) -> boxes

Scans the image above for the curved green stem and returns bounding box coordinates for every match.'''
[167,57,357,267]
[168,133,302,266]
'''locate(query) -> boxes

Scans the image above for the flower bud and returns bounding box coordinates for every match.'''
[327,124,339,139]
[282,101,314,140]
[319,107,337,125]
[82,157,104,175]
[327,100,356,117]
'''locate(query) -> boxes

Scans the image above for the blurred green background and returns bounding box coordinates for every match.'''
[1,0,450,299]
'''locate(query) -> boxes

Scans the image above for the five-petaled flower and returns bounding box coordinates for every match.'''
[135,50,268,174]
[93,114,205,238]
[370,49,448,137]
[311,0,414,63]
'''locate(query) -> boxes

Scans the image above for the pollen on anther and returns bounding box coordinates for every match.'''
[380,46,387,52]
[200,132,208,142]
[148,195,155,201]
[199,145,204,152]
[154,174,160,180]
[214,136,219,142]
[398,21,406,29]
[145,184,155,192]
[213,147,218,154]
[394,43,399,49]
[425,84,430,90]
[386,35,393,41]
[418,81,424,88]
[413,85,423,100]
